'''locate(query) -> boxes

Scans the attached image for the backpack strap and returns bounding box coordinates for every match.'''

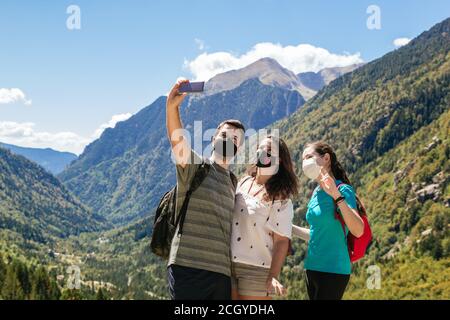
[334,182,347,236]
[176,160,211,236]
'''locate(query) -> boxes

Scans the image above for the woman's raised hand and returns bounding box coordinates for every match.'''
[318,168,341,200]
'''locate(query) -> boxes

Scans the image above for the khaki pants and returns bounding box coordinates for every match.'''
[231,262,271,297]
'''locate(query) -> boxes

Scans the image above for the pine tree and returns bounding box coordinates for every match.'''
[0,253,6,287]
[13,260,31,298]
[49,279,61,300]
[96,287,106,300]
[1,265,24,300]
[31,266,51,300]
[432,241,443,260]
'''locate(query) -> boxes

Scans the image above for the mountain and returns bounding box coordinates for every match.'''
[60,77,305,225]
[0,147,106,244]
[205,57,361,100]
[204,57,313,97]
[296,63,364,94]
[0,142,77,175]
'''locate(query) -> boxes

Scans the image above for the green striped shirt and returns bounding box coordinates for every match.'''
[168,150,236,277]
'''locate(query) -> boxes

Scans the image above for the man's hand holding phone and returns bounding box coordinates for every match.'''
[167,79,189,110]
[166,80,205,111]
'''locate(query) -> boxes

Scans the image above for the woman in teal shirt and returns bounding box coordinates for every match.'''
[293,141,364,300]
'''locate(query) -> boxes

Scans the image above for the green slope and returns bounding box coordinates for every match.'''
[0,147,106,245]
[345,107,449,299]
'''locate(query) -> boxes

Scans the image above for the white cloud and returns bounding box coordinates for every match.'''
[0,88,32,105]
[92,113,132,139]
[393,37,411,48]
[0,121,89,155]
[0,113,133,155]
[183,42,363,81]
[194,38,206,51]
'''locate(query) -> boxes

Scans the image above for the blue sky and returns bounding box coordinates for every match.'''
[1,0,449,154]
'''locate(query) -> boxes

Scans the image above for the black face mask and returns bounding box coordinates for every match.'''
[213,137,238,158]
[256,150,272,168]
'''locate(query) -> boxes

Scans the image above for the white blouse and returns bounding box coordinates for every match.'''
[231,179,294,269]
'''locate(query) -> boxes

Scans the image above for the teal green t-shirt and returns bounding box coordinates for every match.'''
[304,181,357,275]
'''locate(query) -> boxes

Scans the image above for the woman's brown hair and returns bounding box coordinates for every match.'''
[247,135,299,201]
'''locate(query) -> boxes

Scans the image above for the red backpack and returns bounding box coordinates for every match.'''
[335,183,372,263]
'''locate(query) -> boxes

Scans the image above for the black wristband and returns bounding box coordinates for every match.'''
[334,196,345,204]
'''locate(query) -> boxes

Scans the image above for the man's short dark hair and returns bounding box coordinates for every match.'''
[215,119,245,133]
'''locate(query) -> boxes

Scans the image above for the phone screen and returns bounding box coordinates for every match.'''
[178,81,205,93]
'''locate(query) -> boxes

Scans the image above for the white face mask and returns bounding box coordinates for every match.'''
[302,157,322,180]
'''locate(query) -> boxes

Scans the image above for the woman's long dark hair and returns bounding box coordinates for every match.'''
[247,135,299,201]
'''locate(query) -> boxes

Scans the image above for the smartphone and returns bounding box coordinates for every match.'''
[178,81,205,93]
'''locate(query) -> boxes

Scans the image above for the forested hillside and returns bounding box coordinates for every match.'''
[0,147,106,244]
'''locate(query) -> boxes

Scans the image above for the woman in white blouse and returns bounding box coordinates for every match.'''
[231,135,299,300]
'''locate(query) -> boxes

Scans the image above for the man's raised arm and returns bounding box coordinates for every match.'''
[166,80,191,168]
